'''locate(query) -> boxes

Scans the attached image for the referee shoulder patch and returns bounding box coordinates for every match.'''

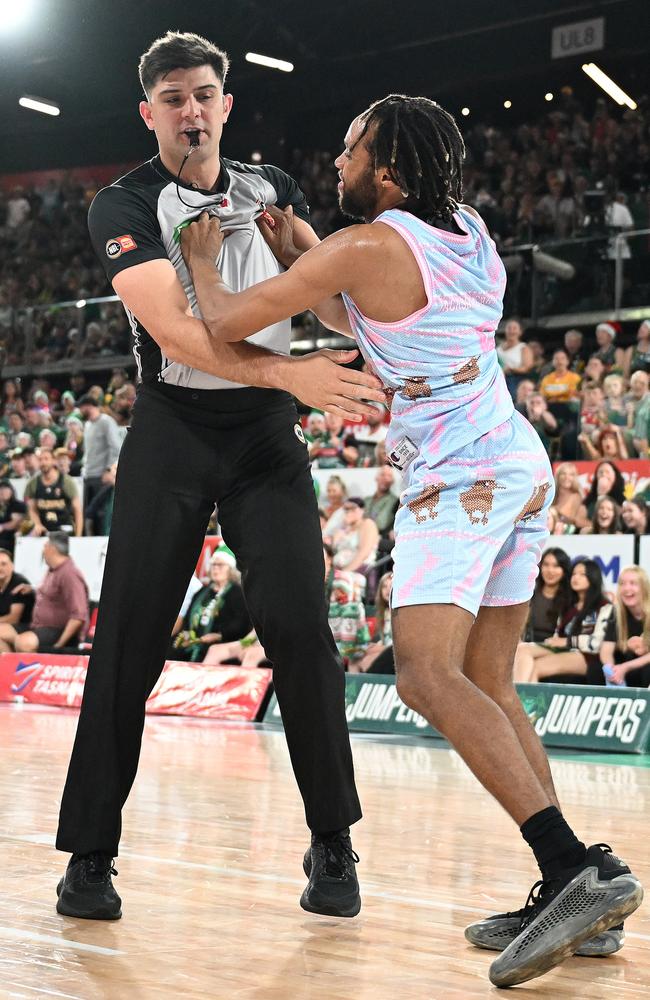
[106,234,137,259]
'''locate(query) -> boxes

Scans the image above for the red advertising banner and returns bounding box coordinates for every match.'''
[0,654,271,721]
[146,662,271,720]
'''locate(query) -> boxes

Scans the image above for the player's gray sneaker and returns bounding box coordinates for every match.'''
[489,844,642,987]
[465,900,624,956]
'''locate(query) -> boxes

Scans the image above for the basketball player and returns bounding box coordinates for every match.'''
[178,95,643,987]
[54,32,387,923]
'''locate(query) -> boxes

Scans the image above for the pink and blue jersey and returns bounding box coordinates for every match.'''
[342,206,512,466]
[341,206,553,615]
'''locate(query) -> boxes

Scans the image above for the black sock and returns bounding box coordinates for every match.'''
[313,828,349,840]
[520,806,586,880]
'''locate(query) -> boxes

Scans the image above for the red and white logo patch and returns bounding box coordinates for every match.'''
[105,234,137,259]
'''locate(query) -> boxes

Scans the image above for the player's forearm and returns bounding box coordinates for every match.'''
[182,258,302,388]
[161,309,293,390]
[211,338,296,390]
[189,257,239,336]
[274,246,352,336]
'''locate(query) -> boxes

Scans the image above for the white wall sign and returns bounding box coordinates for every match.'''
[545,534,635,592]
[312,467,402,504]
[15,536,108,603]
[551,17,604,59]
[639,537,650,579]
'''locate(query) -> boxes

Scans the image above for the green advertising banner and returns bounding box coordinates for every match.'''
[264,676,650,754]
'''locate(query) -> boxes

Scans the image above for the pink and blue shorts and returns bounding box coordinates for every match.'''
[392,411,554,616]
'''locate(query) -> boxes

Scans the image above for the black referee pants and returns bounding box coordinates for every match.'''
[56,383,361,855]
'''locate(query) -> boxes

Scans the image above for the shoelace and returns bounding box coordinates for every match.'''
[518,878,560,931]
[517,844,618,932]
[83,853,118,882]
[318,837,360,879]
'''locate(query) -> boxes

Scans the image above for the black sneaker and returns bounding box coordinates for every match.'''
[56,852,122,920]
[301,829,361,918]
[489,844,642,987]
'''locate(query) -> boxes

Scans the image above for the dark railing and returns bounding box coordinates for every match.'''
[1,229,649,376]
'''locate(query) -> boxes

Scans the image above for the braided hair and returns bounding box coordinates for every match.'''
[355,94,465,223]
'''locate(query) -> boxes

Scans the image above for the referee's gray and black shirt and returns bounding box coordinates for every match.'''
[88,154,310,390]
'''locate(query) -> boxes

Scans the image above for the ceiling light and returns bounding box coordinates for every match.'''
[19,95,60,116]
[503,100,512,109]
[245,52,294,73]
[582,63,637,110]
[545,92,554,102]
[461,107,470,117]
[0,0,35,31]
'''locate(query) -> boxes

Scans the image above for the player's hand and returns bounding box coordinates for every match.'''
[257,205,301,268]
[180,211,230,267]
[290,349,386,420]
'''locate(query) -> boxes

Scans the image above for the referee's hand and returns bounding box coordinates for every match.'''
[291,349,387,420]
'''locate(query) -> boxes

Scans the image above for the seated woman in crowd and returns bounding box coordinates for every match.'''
[322,474,348,540]
[496,317,533,400]
[64,416,85,476]
[581,494,623,535]
[550,462,588,533]
[623,320,650,378]
[2,379,25,418]
[513,559,610,684]
[351,571,394,674]
[579,424,629,462]
[592,322,625,373]
[600,566,650,687]
[583,459,626,517]
[524,548,573,643]
[173,547,251,663]
[621,498,650,536]
[331,497,379,575]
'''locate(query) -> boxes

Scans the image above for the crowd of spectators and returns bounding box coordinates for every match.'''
[516,556,650,689]
[1,90,650,689]
[0,372,132,546]
[496,317,650,465]
[292,93,650,247]
[0,359,648,689]
[548,457,650,537]
[2,92,648,362]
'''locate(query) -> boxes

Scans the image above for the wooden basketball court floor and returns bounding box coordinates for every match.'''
[2,703,649,1000]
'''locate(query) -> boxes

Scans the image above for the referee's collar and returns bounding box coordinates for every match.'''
[152,154,230,196]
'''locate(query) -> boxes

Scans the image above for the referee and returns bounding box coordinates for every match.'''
[55,31,382,922]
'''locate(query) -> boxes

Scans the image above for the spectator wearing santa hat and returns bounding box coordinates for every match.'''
[592,322,625,373]
[171,545,251,662]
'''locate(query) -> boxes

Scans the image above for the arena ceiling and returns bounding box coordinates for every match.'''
[0,0,648,173]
